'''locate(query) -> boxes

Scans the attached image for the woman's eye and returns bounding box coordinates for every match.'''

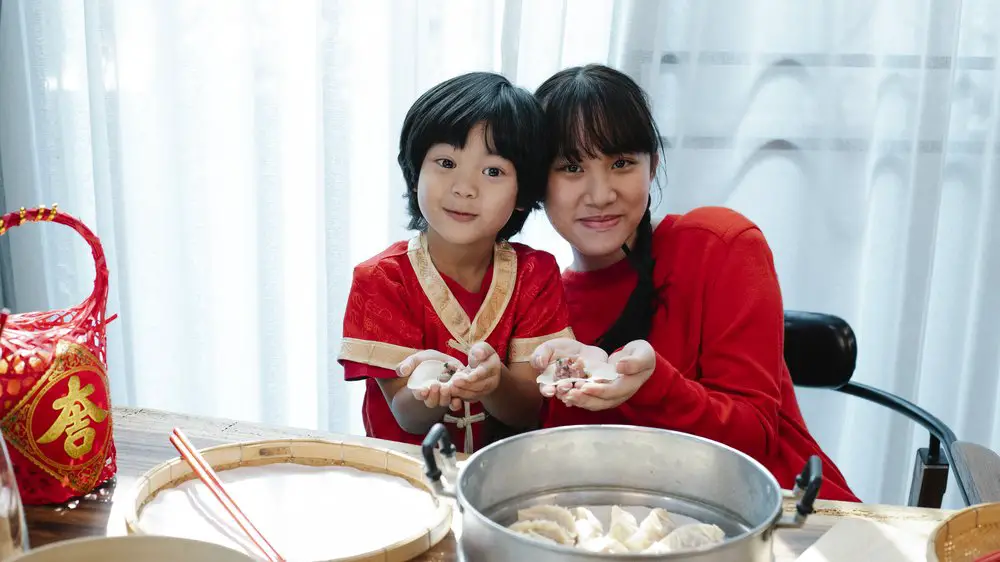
[560,163,582,173]
[483,167,503,177]
[611,158,629,169]
[435,158,456,169]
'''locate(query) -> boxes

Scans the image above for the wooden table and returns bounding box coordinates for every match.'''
[22,407,954,560]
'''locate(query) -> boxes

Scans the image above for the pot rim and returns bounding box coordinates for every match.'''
[455,424,784,559]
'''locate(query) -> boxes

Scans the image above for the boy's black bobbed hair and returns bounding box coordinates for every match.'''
[398,72,549,241]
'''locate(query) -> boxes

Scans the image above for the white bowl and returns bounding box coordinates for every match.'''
[8,535,258,562]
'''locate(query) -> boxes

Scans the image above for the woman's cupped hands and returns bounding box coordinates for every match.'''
[530,338,656,411]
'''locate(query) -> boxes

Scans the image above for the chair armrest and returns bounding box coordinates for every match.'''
[784,310,857,389]
[836,382,958,450]
[951,441,1000,505]
[838,381,972,507]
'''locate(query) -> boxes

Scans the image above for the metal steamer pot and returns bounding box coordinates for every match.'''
[421,424,821,561]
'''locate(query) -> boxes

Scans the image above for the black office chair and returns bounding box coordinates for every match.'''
[784,310,999,508]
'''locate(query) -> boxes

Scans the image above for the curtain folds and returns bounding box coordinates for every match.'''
[2,0,998,507]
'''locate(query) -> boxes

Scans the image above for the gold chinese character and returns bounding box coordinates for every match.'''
[37,375,108,459]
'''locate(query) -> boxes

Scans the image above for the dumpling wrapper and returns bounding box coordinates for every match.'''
[579,535,629,553]
[658,523,726,551]
[536,357,620,385]
[642,540,674,554]
[516,530,558,545]
[572,507,604,543]
[605,505,639,544]
[508,519,575,546]
[624,508,678,552]
[516,505,578,539]
[407,359,465,390]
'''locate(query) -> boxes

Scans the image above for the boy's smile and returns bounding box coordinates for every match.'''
[443,208,479,223]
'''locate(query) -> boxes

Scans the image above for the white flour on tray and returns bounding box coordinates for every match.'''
[140,463,440,561]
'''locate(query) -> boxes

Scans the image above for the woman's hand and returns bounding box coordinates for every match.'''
[561,340,657,411]
[397,350,463,411]
[450,342,503,402]
[530,338,609,399]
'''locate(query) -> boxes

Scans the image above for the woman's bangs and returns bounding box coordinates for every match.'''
[545,76,659,163]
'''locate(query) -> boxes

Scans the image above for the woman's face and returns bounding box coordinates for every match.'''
[545,151,657,270]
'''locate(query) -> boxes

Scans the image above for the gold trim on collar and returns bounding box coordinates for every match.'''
[408,235,471,344]
[471,240,517,344]
[338,338,420,370]
[407,233,517,351]
[508,327,575,363]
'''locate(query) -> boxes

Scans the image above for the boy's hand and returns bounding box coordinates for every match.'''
[397,349,463,411]
[449,342,502,401]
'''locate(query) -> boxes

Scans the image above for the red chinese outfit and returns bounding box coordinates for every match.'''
[339,233,571,453]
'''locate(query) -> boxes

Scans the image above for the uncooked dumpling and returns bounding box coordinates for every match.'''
[536,356,620,385]
[516,504,578,539]
[659,523,725,551]
[642,540,674,554]
[508,519,575,546]
[506,504,723,555]
[578,535,629,553]
[516,530,558,545]
[407,360,465,390]
[624,507,677,552]
[571,507,604,543]
[606,505,639,544]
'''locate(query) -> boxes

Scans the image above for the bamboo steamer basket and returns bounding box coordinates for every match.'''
[124,438,453,562]
[927,502,1000,562]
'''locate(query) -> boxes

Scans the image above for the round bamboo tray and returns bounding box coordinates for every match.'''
[928,502,1000,562]
[124,439,453,562]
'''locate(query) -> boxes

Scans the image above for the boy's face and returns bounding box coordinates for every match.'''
[417,123,518,247]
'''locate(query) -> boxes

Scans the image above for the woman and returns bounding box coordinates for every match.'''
[529,64,859,502]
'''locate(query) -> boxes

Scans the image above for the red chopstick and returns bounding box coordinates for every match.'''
[170,428,284,562]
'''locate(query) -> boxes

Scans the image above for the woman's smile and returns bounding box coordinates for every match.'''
[578,214,623,231]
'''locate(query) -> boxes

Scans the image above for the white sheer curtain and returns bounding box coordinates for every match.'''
[2,0,999,507]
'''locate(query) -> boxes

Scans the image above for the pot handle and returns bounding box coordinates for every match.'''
[421,423,458,499]
[776,455,823,528]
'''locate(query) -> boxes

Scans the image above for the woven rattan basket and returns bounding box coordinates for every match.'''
[928,502,1000,561]
[0,204,117,505]
[124,438,453,562]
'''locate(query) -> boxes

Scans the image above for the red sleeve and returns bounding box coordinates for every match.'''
[342,362,398,382]
[507,252,573,363]
[338,262,424,381]
[619,228,782,460]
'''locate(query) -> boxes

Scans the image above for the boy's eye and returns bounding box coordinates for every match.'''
[483,167,503,177]
[435,158,456,169]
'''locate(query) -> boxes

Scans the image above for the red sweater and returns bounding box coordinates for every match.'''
[544,207,860,502]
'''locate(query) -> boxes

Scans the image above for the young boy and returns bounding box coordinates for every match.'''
[338,72,572,453]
